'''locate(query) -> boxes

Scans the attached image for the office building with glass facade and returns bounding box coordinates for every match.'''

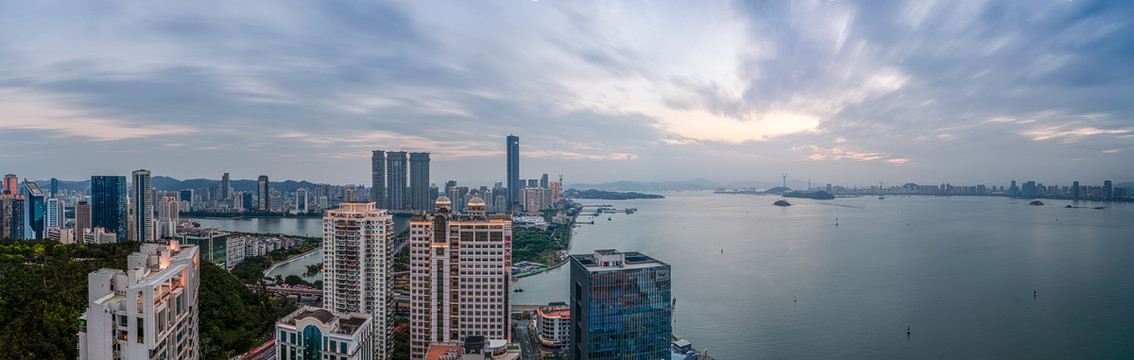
[569,249,672,360]
[91,176,128,242]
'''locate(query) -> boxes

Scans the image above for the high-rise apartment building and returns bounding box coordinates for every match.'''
[78,242,199,360]
[76,201,92,236]
[92,176,128,242]
[2,174,17,196]
[408,196,512,359]
[218,171,232,201]
[540,174,549,189]
[23,181,45,239]
[258,175,271,211]
[7,197,25,240]
[569,249,672,360]
[156,195,179,239]
[1072,181,1080,199]
[323,202,394,359]
[372,150,386,208]
[1103,180,1113,201]
[506,135,520,213]
[131,170,154,242]
[409,152,431,211]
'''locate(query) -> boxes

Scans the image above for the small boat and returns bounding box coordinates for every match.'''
[513,288,524,293]
[1029,200,1044,206]
[607,217,612,221]
[878,196,886,200]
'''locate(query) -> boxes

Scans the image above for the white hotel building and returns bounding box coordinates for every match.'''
[408,196,512,359]
[78,242,200,360]
[323,202,394,359]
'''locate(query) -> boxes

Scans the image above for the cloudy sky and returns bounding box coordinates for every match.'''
[1,0,1131,187]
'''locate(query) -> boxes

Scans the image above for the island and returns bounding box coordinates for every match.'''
[562,188,665,200]
[783,190,836,200]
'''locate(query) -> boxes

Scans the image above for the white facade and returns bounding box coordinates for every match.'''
[226,234,245,269]
[83,227,118,244]
[323,202,393,359]
[408,197,512,359]
[47,226,76,244]
[536,303,570,349]
[275,306,373,360]
[45,198,62,228]
[78,242,200,360]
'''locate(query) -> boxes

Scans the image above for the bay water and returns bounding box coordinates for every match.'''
[195,192,1134,359]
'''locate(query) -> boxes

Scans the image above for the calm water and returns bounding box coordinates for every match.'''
[513,191,1134,359]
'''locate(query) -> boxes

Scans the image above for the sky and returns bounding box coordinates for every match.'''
[1,0,1132,187]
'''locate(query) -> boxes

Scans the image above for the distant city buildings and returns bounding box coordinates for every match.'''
[408,196,512,359]
[409,152,431,211]
[569,249,672,360]
[323,202,394,359]
[78,242,199,360]
[372,150,387,208]
[23,181,45,239]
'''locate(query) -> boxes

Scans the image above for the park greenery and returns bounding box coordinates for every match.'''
[511,224,571,266]
[0,238,292,360]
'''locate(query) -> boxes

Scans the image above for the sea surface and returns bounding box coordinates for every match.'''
[513,191,1134,359]
[196,192,1134,359]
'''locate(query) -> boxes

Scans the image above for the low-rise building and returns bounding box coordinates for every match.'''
[176,228,229,266]
[47,226,76,244]
[536,302,570,350]
[78,242,200,360]
[83,227,118,244]
[275,306,373,360]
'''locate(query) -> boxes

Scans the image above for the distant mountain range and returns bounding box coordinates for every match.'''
[565,178,806,192]
[35,176,322,194]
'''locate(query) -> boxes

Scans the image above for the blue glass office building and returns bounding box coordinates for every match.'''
[22,181,45,239]
[91,176,128,242]
[570,249,672,360]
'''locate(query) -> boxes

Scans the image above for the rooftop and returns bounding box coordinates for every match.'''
[571,249,668,271]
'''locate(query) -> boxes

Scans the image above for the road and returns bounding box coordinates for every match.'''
[513,320,537,360]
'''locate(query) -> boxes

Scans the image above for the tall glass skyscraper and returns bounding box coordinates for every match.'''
[22,181,45,240]
[91,176,128,242]
[569,249,672,360]
[131,169,153,242]
[506,135,520,213]
[257,175,270,211]
[408,152,430,211]
[385,151,407,210]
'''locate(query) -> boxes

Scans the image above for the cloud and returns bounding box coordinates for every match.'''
[0,0,1132,185]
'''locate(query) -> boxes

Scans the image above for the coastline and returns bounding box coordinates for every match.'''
[514,205,582,279]
[264,248,321,275]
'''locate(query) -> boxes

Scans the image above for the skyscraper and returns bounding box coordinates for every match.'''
[408,197,512,359]
[295,188,308,214]
[569,249,672,360]
[50,177,58,198]
[258,175,270,211]
[540,173,549,188]
[219,172,231,200]
[372,150,386,208]
[506,135,520,213]
[45,198,61,228]
[23,181,45,239]
[78,242,199,360]
[91,176,128,242]
[75,201,92,236]
[1103,180,1113,201]
[322,202,394,359]
[2,174,17,196]
[1073,181,1080,199]
[409,152,431,211]
[131,170,154,242]
[386,151,407,210]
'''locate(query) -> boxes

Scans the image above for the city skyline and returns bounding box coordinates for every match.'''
[1,1,1132,185]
